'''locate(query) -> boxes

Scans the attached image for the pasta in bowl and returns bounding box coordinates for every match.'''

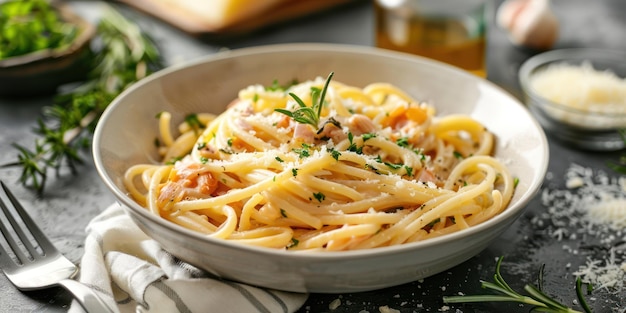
[124,73,515,251]
[94,44,547,292]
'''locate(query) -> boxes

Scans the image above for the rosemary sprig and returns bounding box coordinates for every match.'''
[443,256,592,313]
[275,72,334,129]
[1,5,163,192]
[608,129,626,174]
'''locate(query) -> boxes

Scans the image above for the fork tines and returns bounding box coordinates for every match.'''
[0,181,57,268]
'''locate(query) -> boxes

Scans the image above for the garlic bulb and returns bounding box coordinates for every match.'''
[497,0,559,50]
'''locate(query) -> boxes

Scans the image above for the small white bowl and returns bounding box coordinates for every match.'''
[93,43,548,293]
[519,48,626,151]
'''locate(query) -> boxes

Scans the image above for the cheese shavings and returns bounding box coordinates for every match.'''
[529,61,626,129]
[539,163,626,294]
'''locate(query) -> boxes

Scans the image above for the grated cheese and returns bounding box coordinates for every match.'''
[539,163,626,294]
[529,61,626,129]
[378,306,400,313]
[329,298,342,310]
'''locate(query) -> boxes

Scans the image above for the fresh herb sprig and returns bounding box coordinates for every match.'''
[2,6,163,192]
[443,256,592,313]
[608,129,626,174]
[0,0,78,60]
[275,72,334,129]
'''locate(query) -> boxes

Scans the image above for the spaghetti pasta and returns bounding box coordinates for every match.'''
[124,74,515,251]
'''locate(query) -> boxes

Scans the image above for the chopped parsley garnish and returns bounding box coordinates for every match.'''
[280,209,287,217]
[292,168,298,176]
[287,237,299,249]
[384,162,403,170]
[362,133,377,141]
[453,151,464,159]
[165,156,182,165]
[396,136,426,158]
[426,218,441,228]
[404,165,413,177]
[265,78,298,92]
[185,113,205,133]
[347,132,363,154]
[396,137,410,147]
[374,155,404,172]
[330,148,341,161]
[293,143,311,158]
[275,156,284,163]
[313,192,325,202]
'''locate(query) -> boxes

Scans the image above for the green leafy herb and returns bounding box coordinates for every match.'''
[608,129,626,174]
[0,0,78,60]
[185,113,205,133]
[165,156,182,165]
[347,132,363,154]
[396,137,409,148]
[313,192,325,202]
[404,165,413,177]
[293,143,311,158]
[330,148,341,161]
[426,218,440,228]
[219,148,234,155]
[265,78,298,92]
[443,256,591,313]
[287,237,299,249]
[384,161,403,170]
[362,132,377,141]
[274,72,334,129]
[2,5,163,193]
[275,156,284,163]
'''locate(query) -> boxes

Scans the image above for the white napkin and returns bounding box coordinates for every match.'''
[69,203,308,313]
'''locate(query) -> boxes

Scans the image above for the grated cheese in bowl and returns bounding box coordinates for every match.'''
[529,61,626,129]
[519,48,626,151]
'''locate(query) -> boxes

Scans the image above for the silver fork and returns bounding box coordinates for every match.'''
[0,181,114,313]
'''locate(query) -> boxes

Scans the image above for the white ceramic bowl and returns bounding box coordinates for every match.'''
[93,43,548,293]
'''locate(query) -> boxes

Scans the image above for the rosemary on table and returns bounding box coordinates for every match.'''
[443,256,592,313]
[1,5,163,193]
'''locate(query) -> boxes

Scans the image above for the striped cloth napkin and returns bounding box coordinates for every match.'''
[69,203,308,313]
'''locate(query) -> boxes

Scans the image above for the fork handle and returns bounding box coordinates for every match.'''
[57,279,116,313]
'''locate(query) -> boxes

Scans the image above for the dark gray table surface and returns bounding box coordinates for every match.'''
[1,0,625,312]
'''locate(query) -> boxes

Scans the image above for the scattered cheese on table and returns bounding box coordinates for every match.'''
[540,163,626,293]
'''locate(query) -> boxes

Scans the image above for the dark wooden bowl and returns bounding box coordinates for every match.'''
[0,2,96,98]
